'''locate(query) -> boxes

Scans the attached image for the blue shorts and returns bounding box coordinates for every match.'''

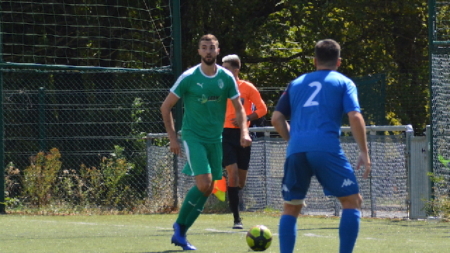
[282,151,359,201]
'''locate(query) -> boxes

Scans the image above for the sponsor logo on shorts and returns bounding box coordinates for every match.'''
[341,178,355,188]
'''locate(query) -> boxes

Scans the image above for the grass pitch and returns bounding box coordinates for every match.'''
[1,212,449,252]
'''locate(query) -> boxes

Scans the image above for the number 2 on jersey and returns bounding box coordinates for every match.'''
[303,81,322,107]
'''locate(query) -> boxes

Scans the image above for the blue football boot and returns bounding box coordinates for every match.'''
[171,222,197,250]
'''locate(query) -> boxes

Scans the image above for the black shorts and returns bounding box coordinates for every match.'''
[222,128,251,170]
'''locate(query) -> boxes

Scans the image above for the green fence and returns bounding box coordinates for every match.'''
[2,72,387,213]
[2,66,173,212]
[0,0,435,214]
[0,0,179,213]
[429,0,450,199]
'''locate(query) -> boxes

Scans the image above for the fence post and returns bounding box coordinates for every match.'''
[369,126,376,217]
[263,130,268,208]
[38,87,47,151]
[171,0,181,208]
[405,125,414,218]
[0,16,5,214]
[146,135,153,201]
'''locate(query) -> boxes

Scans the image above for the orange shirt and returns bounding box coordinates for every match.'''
[224,79,267,129]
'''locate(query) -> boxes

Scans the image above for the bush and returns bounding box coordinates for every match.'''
[22,148,62,207]
[423,154,450,220]
[12,146,145,213]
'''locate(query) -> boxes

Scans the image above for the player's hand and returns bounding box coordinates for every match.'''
[169,138,182,156]
[356,151,371,179]
[240,134,252,148]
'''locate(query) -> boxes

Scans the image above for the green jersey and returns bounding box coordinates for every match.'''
[171,64,239,143]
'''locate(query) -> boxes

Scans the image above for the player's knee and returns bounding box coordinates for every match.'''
[227,175,239,187]
[283,200,304,217]
[197,183,213,196]
[352,194,363,207]
[285,199,306,206]
[228,180,239,187]
[339,194,362,209]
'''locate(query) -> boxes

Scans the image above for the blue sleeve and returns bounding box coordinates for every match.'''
[275,85,291,118]
[343,81,361,113]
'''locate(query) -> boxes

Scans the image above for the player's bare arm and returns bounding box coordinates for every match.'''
[160,92,181,155]
[231,97,252,147]
[271,111,290,141]
[348,111,371,178]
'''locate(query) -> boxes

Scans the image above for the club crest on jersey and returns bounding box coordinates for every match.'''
[218,79,224,89]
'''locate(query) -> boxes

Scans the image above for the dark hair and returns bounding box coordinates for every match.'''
[198,34,219,47]
[314,39,340,67]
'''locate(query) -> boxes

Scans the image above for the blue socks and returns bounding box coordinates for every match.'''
[279,209,360,253]
[339,209,361,253]
[279,214,297,253]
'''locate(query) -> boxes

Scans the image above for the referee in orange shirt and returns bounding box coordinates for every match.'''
[221,54,267,229]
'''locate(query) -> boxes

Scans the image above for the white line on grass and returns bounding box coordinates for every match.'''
[205,228,280,236]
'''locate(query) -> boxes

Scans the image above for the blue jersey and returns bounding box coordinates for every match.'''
[275,70,360,156]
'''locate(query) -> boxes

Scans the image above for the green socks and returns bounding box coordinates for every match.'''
[176,186,209,233]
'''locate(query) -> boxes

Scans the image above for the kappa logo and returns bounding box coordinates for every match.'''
[282,184,289,192]
[196,82,203,88]
[341,178,355,188]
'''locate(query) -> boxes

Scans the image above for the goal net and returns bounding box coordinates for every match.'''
[0,0,172,69]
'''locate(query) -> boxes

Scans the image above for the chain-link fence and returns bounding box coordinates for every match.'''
[147,126,414,218]
[3,67,173,212]
[429,0,450,207]
[3,70,420,214]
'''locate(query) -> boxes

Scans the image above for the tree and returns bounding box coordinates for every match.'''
[179,0,430,133]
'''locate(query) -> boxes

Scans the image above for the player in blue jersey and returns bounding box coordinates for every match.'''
[271,39,371,253]
[160,34,252,251]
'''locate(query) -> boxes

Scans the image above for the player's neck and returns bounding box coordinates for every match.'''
[201,63,217,76]
[316,66,337,71]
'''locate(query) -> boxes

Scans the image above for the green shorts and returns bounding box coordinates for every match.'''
[182,139,223,180]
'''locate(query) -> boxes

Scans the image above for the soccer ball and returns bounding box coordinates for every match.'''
[246,225,272,251]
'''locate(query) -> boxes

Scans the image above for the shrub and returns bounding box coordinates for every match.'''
[423,154,450,220]
[77,145,142,209]
[22,148,62,207]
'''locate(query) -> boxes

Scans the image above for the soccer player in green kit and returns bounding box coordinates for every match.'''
[160,34,252,251]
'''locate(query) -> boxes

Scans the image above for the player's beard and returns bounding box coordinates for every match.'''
[202,55,216,66]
